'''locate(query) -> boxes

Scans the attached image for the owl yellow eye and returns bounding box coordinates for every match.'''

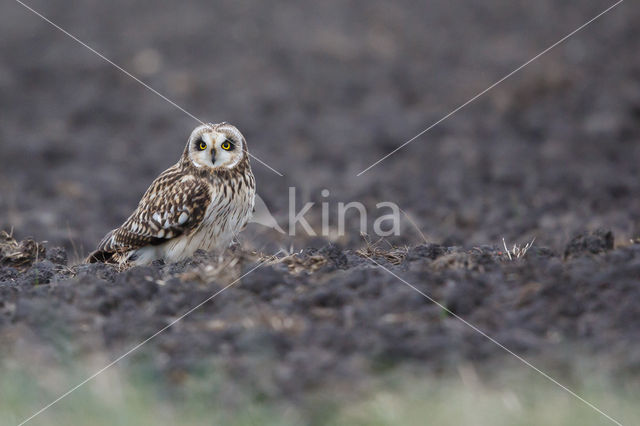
[221,141,232,150]
[198,140,207,151]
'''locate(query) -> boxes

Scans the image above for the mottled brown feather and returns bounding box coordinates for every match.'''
[86,165,211,263]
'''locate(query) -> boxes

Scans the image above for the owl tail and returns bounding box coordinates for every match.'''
[85,229,118,263]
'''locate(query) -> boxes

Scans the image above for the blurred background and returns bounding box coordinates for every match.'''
[2,1,640,424]
[1,0,638,258]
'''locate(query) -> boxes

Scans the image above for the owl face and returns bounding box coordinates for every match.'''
[187,123,246,170]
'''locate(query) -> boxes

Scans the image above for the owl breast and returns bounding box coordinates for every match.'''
[194,177,255,252]
[134,171,256,264]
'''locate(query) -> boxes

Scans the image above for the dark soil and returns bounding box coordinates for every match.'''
[1,0,640,406]
[1,231,640,399]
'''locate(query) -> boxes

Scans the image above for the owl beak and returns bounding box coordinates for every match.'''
[211,148,216,164]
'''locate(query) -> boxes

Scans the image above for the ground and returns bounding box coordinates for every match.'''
[1,0,639,424]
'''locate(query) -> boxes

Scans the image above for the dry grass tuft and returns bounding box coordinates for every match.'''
[0,230,46,269]
[356,234,408,265]
[502,237,535,260]
[178,249,258,284]
[261,248,327,275]
[281,254,327,274]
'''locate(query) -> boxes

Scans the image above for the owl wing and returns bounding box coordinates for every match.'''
[86,173,211,263]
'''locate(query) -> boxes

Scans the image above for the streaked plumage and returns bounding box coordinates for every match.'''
[86,122,255,265]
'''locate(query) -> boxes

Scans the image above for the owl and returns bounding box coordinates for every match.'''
[86,122,256,265]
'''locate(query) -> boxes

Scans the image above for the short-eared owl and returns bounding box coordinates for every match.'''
[86,122,256,265]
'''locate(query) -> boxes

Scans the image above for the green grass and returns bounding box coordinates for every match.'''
[1,359,637,426]
[333,371,637,426]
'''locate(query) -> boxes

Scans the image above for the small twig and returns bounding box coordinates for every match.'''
[502,238,513,261]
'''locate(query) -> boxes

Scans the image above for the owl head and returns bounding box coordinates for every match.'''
[184,122,248,171]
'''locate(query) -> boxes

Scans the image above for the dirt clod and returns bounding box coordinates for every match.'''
[564,229,614,259]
